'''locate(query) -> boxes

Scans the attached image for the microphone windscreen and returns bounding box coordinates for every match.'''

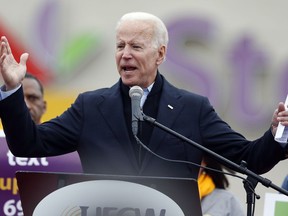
[129,86,143,98]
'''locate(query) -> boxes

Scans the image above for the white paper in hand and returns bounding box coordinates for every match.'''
[275,94,288,143]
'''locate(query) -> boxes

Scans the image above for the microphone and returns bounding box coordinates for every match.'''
[129,86,144,136]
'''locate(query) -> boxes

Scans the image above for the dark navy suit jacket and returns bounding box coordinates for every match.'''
[0,75,285,179]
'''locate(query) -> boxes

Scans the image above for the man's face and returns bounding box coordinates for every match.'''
[115,20,166,88]
[22,78,46,124]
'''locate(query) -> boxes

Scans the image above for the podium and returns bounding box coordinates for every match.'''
[16,171,202,216]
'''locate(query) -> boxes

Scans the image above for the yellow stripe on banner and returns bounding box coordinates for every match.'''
[42,89,78,122]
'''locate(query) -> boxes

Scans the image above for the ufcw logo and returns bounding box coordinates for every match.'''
[62,206,167,216]
[34,180,184,216]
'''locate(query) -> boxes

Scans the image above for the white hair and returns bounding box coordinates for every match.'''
[116,12,169,49]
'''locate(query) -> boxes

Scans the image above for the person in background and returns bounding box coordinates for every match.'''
[198,156,245,216]
[22,73,46,124]
[0,12,287,181]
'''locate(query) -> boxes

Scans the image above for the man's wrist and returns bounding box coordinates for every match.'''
[0,85,21,100]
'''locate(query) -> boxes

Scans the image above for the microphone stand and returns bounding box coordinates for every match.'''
[142,113,288,216]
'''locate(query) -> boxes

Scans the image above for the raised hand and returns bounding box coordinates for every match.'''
[0,36,29,90]
[271,102,288,136]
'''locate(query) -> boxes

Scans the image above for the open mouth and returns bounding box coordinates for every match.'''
[122,66,137,72]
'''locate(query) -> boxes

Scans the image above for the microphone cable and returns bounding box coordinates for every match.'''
[134,134,260,215]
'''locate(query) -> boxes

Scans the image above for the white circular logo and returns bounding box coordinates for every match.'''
[33,180,185,216]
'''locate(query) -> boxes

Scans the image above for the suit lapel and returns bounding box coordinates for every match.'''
[140,81,184,172]
[97,83,139,170]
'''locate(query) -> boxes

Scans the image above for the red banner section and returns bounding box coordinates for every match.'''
[0,21,53,84]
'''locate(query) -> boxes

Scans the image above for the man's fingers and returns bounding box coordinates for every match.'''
[1,36,11,55]
[0,53,6,65]
[20,53,29,66]
[278,103,286,113]
[0,42,3,55]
